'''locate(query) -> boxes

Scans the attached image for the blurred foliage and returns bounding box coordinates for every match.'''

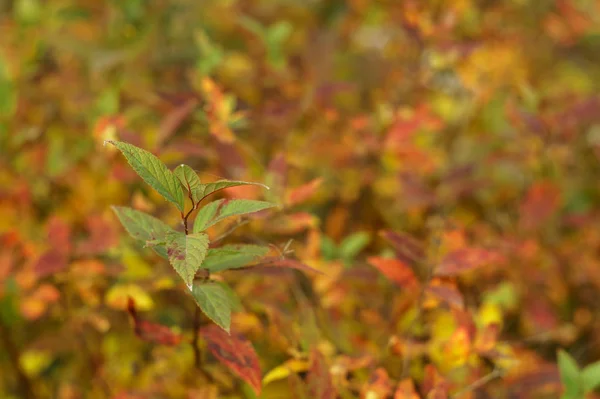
[2,0,600,398]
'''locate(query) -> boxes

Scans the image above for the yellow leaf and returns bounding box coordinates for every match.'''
[105,283,154,311]
[263,359,310,385]
[20,350,52,377]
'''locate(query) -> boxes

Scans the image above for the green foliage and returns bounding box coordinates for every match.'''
[203,245,270,273]
[174,164,203,202]
[191,281,235,333]
[557,350,600,399]
[558,350,583,399]
[107,140,185,212]
[148,231,210,288]
[321,231,371,266]
[109,141,271,334]
[193,199,276,232]
[111,206,175,259]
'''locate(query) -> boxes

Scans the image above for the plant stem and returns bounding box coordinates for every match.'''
[192,306,202,369]
[0,321,36,399]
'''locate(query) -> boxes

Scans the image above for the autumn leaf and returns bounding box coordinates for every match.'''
[307,349,336,399]
[202,324,262,395]
[286,178,323,207]
[368,257,419,289]
[126,298,182,346]
[394,379,420,399]
[434,248,497,277]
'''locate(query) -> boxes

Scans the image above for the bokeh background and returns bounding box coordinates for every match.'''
[2,0,600,398]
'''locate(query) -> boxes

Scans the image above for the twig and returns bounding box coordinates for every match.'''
[451,368,502,398]
[0,321,36,399]
[211,219,250,244]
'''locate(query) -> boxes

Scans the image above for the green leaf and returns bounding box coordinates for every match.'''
[583,360,600,393]
[192,180,269,203]
[339,232,371,261]
[159,231,210,287]
[107,141,185,212]
[193,199,276,232]
[111,206,174,259]
[191,281,233,333]
[267,21,292,45]
[320,235,338,261]
[174,164,202,202]
[203,245,269,272]
[558,350,582,398]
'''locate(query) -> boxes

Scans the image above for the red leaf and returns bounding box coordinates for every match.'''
[34,249,68,277]
[307,348,336,399]
[202,324,262,395]
[368,257,419,289]
[434,248,497,277]
[379,230,425,268]
[519,181,561,231]
[127,298,182,346]
[46,216,72,254]
[286,178,323,207]
[77,214,119,255]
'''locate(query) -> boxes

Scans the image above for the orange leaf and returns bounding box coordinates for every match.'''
[434,248,497,277]
[362,368,392,398]
[286,178,323,207]
[202,324,262,395]
[368,257,419,289]
[394,378,421,399]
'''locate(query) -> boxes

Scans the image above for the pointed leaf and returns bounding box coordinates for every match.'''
[111,206,174,259]
[368,257,419,289]
[558,350,582,398]
[339,231,371,261]
[107,140,185,211]
[159,231,209,286]
[202,324,262,395]
[193,199,276,232]
[582,360,600,393]
[203,245,269,272]
[174,164,202,202]
[191,281,232,332]
[193,180,269,202]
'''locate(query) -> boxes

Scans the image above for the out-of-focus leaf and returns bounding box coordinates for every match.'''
[112,206,174,259]
[368,257,419,289]
[152,231,209,287]
[107,141,185,211]
[362,368,392,399]
[126,298,182,346]
[394,379,420,399]
[105,284,154,311]
[435,248,498,277]
[339,231,371,262]
[263,358,310,385]
[558,350,582,398]
[203,245,269,272]
[307,349,336,399]
[193,180,269,203]
[286,178,323,207]
[191,281,233,333]
[582,360,600,393]
[193,199,276,232]
[202,324,262,395]
[174,164,202,202]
